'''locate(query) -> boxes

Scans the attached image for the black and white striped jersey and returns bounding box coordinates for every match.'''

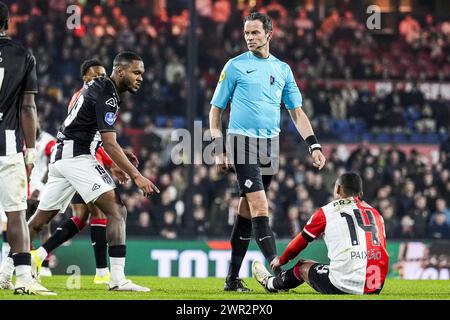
[0,36,38,156]
[51,76,121,163]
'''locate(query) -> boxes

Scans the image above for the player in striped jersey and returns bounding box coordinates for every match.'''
[253,172,389,295]
[0,2,54,295]
[24,51,158,293]
[28,59,138,285]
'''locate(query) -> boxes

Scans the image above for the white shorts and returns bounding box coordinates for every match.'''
[0,153,28,212]
[0,202,6,224]
[38,155,115,212]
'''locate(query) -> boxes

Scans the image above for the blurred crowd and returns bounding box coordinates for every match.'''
[3,0,450,239]
[102,133,450,240]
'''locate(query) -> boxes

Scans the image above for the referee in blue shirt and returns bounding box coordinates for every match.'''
[209,12,326,292]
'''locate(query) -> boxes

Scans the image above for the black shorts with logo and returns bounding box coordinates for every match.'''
[308,264,347,295]
[227,134,278,197]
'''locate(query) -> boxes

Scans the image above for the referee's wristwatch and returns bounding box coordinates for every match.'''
[305,135,322,154]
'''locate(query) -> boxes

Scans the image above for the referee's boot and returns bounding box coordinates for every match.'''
[224,276,252,292]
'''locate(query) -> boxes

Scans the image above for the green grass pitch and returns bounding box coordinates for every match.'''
[0,276,449,300]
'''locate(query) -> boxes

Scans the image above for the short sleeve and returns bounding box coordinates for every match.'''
[22,53,38,94]
[210,60,238,109]
[302,208,326,241]
[44,140,56,157]
[95,82,118,132]
[282,65,302,110]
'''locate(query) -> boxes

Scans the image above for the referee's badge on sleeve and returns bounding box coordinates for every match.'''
[105,112,117,125]
[218,70,226,83]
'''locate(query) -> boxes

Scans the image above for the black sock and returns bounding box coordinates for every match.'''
[41,258,49,268]
[2,231,7,243]
[109,245,126,258]
[252,216,281,275]
[12,252,31,267]
[273,269,304,290]
[91,224,108,269]
[43,218,81,254]
[227,215,252,280]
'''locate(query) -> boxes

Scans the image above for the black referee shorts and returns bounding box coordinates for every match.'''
[227,134,279,197]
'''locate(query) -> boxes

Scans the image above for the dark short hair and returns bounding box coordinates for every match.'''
[80,59,103,77]
[244,12,273,34]
[338,172,363,196]
[113,51,142,68]
[0,2,9,30]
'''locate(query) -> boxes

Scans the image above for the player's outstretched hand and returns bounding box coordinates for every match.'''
[311,149,326,170]
[270,257,282,271]
[110,163,130,184]
[134,174,160,197]
[215,154,236,174]
[123,149,139,167]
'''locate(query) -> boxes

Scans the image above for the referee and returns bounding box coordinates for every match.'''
[209,12,326,292]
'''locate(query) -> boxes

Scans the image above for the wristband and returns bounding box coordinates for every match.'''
[25,148,37,165]
[305,135,322,154]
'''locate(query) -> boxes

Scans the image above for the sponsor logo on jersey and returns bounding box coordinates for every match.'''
[92,183,101,191]
[105,97,118,108]
[351,250,383,260]
[104,112,116,126]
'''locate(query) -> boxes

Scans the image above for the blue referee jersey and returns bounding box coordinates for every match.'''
[211,51,302,138]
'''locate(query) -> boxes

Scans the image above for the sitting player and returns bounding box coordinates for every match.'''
[252,172,389,295]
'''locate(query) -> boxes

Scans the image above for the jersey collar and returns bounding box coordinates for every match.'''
[249,51,271,60]
[106,76,122,105]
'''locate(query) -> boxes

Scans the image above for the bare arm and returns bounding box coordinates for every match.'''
[209,106,234,173]
[101,132,139,178]
[288,107,326,170]
[20,93,37,148]
[209,106,224,139]
[288,107,315,140]
[101,131,159,195]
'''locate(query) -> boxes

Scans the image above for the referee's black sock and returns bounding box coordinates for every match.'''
[252,216,282,276]
[227,215,252,280]
[43,217,85,254]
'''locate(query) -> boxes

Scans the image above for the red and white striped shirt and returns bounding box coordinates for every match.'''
[280,197,389,294]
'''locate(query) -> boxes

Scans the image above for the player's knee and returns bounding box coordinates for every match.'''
[75,207,90,223]
[246,198,268,216]
[293,260,310,280]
